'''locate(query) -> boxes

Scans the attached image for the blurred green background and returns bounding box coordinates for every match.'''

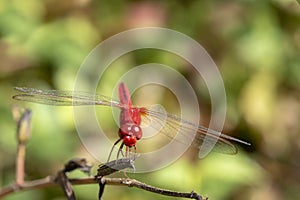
[1,0,300,199]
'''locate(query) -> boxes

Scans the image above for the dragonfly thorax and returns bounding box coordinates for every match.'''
[129,108,141,125]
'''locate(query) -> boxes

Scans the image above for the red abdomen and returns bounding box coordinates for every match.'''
[118,83,141,125]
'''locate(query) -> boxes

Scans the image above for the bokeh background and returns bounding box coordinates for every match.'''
[1,0,300,199]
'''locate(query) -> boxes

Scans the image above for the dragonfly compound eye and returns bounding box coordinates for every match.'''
[131,124,142,140]
[119,124,142,140]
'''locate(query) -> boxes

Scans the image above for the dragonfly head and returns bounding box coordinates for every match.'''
[123,135,136,147]
[119,124,143,147]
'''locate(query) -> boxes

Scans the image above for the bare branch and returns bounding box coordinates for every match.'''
[96,177,205,200]
[0,176,205,199]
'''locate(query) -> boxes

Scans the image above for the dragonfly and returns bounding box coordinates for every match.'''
[13,82,250,160]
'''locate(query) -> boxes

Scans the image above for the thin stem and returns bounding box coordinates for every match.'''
[15,108,32,186]
[16,144,26,185]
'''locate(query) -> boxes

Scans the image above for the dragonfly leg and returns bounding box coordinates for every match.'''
[132,146,138,161]
[107,138,122,162]
[125,146,129,158]
[116,142,125,162]
[123,146,137,177]
[127,146,132,161]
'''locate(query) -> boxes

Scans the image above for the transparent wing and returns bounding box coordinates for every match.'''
[13,87,124,108]
[13,87,250,155]
[140,107,250,155]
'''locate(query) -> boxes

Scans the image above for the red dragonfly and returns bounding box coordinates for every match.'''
[13,82,250,160]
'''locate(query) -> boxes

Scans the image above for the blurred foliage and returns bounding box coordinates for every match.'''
[1,0,300,200]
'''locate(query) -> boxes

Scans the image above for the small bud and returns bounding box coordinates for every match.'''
[16,109,32,144]
[12,105,24,123]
